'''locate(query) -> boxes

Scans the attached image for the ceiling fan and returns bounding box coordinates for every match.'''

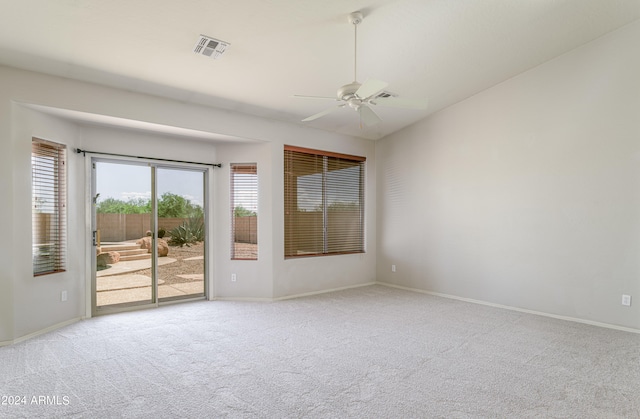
[295,11,428,128]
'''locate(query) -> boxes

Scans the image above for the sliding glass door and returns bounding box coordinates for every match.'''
[157,167,205,302]
[92,159,207,314]
[93,161,154,310]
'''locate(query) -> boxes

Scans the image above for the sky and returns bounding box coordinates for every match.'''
[231,173,258,212]
[95,162,204,208]
[296,166,361,211]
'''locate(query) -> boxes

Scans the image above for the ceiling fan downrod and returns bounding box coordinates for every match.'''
[349,11,363,83]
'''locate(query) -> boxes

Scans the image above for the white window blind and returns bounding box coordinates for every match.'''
[231,163,258,260]
[32,138,67,275]
[284,146,365,258]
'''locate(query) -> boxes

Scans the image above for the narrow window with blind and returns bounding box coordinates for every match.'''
[284,146,365,258]
[231,163,258,260]
[32,138,67,276]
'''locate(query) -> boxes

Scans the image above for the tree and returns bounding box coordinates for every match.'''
[96,193,203,217]
[157,193,203,218]
[234,205,256,217]
[96,197,150,214]
[312,201,359,212]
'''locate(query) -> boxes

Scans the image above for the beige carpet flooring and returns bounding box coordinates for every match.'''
[1,285,639,418]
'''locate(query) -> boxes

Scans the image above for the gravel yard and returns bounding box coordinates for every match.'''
[136,241,257,285]
[137,242,204,285]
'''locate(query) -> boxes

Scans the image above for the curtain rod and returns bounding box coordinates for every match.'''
[75,148,222,168]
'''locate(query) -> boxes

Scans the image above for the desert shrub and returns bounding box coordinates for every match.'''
[158,228,166,238]
[168,216,204,247]
[168,225,193,247]
[186,216,205,241]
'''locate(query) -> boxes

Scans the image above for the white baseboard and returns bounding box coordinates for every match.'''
[214,282,377,303]
[377,282,640,335]
[274,282,377,301]
[11,318,82,346]
[214,297,273,302]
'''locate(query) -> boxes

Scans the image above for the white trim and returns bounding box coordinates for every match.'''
[11,318,82,345]
[214,297,273,302]
[274,282,376,301]
[377,282,640,335]
[213,282,377,303]
[7,282,636,346]
[85,156,93,319]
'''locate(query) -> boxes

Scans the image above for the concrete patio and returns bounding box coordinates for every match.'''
[96,252,204,306]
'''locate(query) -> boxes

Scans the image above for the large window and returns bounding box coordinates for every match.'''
[32,138,66,275]
[284,146,365,258]
[231,163,258,260]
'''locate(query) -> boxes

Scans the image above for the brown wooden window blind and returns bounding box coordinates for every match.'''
[231,163,258,260]
[32,138,67,275]
[284,146,365,258]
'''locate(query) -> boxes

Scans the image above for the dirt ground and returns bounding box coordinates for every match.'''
[234,242,258,259]
[137,242,204,285]
[137,241,257,285]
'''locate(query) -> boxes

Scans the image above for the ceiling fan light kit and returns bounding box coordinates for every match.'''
[296,11,428,128]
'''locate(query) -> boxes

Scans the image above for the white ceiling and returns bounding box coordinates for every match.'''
[1,0,638,140]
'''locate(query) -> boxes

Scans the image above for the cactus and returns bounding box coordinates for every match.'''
[168,216,204,247]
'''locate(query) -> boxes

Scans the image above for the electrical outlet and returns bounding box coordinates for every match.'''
[231,273,237,282]
[391,265,396,273]
[61,290,67,302]
[622,294,631,306]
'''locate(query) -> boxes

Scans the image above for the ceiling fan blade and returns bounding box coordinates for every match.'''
[372,96,428,110]
[355,79,388,100]
[302,104,346,122]
[293,95,338,101]
[358,105,382,127]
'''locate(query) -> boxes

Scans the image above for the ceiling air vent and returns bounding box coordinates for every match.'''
[193,35,230,59]
[374,91,397,99]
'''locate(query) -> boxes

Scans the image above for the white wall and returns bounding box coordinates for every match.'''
[0,64,376,343]
[11,107,84,339]
[377,21,640,329]
[0,99,15,343]
[214,142,273,300]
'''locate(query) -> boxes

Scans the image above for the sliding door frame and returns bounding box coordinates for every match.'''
[86,154,211,317]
